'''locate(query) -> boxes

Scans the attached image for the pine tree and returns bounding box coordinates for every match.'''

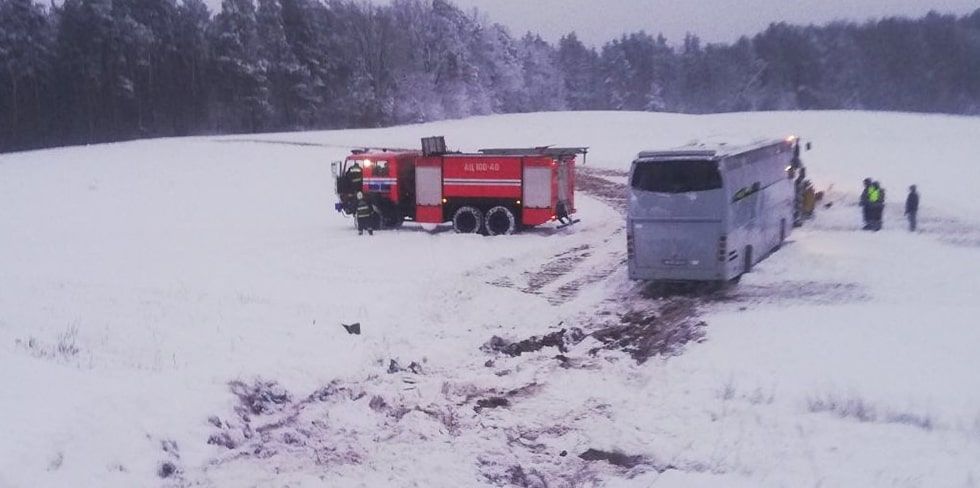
[0,0,53,149]
[427,0,481,119]
[257,0,311,127]
[557,33,600,110]
[520,33,564,112]
[210,0,270,132]
[708,37,765,112]
[52,0,122,143]
[474,23,527,114]
[117,0,180,136]
[174,0,211,134]
[329,0,393,127]
[753,23,823,109]
[279,0,332,124]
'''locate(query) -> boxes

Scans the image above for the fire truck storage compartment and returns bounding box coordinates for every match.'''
[522,157,556,226]
[414,159,443,224]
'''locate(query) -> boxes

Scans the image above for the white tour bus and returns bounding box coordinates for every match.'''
[627,137,799,283]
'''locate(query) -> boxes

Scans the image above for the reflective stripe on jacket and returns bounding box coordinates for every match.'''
[356,201,372,218]
[348,167,363,184]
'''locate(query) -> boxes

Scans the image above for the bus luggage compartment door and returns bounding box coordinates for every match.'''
[631,219,722,280]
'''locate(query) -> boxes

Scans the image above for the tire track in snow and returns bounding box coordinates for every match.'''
[521,245,592,294]
[575,169,628,216]
[508,168,629,305]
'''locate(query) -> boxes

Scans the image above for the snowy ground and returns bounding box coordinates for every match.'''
[1,111,979,487]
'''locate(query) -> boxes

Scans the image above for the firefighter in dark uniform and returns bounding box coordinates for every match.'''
[346,162,363,191]
[355,192,374,235]
[340,162,364,216]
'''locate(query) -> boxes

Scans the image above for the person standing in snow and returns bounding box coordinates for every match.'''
[556,200,572,226]
[868,181,884,230]
[355,192,374,236]
[860,178,873,229]
[905,185,919,232]
[346,162,363,190]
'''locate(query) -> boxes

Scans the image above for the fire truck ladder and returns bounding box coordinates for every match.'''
[477,146,589,164]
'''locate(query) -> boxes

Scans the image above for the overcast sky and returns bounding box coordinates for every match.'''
[205,0,978,46]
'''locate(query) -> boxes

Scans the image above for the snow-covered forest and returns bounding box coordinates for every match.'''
[1,0,979,152]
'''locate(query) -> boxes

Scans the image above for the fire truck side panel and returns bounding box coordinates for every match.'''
[413,158,444,224]
[441,155,523,199]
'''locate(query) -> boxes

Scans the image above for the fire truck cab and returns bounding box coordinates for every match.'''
[333,148,420,228]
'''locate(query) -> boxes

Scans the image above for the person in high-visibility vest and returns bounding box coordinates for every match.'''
[860,178,872,229]
[355,192,374,235]
[868,181,884,231]
[801,181,817,218]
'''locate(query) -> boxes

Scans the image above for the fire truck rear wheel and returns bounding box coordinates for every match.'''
[452,206,484,234]
[484,206,517,236]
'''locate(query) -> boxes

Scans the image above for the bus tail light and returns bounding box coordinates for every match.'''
[627,233,635,258]
[717,234,727,262]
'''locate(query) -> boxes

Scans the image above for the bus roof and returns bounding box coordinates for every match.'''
[636,137,794,161]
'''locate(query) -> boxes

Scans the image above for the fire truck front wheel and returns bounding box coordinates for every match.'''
[484,206,517,235]
[452,206,484,234]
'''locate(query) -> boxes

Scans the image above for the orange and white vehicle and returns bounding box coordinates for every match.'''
[332,137,585,234]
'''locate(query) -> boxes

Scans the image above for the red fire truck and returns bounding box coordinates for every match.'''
[332,137,586,234]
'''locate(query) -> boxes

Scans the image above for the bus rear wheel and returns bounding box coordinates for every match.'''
[452,206,484,234]
[485,206,517,235]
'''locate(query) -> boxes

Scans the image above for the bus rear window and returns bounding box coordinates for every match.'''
[631,160,722,193]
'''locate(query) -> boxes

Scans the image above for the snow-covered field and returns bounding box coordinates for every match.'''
[2,111,979,487]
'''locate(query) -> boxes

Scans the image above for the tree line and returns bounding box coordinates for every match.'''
[1,0,979,152]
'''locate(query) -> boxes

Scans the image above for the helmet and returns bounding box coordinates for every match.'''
[356,191,364,200]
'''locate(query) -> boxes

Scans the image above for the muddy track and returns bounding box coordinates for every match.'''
[507,168,707,361]
[535,168,631,303]
[521,245,592,294]
[488,168,626,305]
[498,168,630,305]
[548,253,628,305]
[576,168,628,215]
